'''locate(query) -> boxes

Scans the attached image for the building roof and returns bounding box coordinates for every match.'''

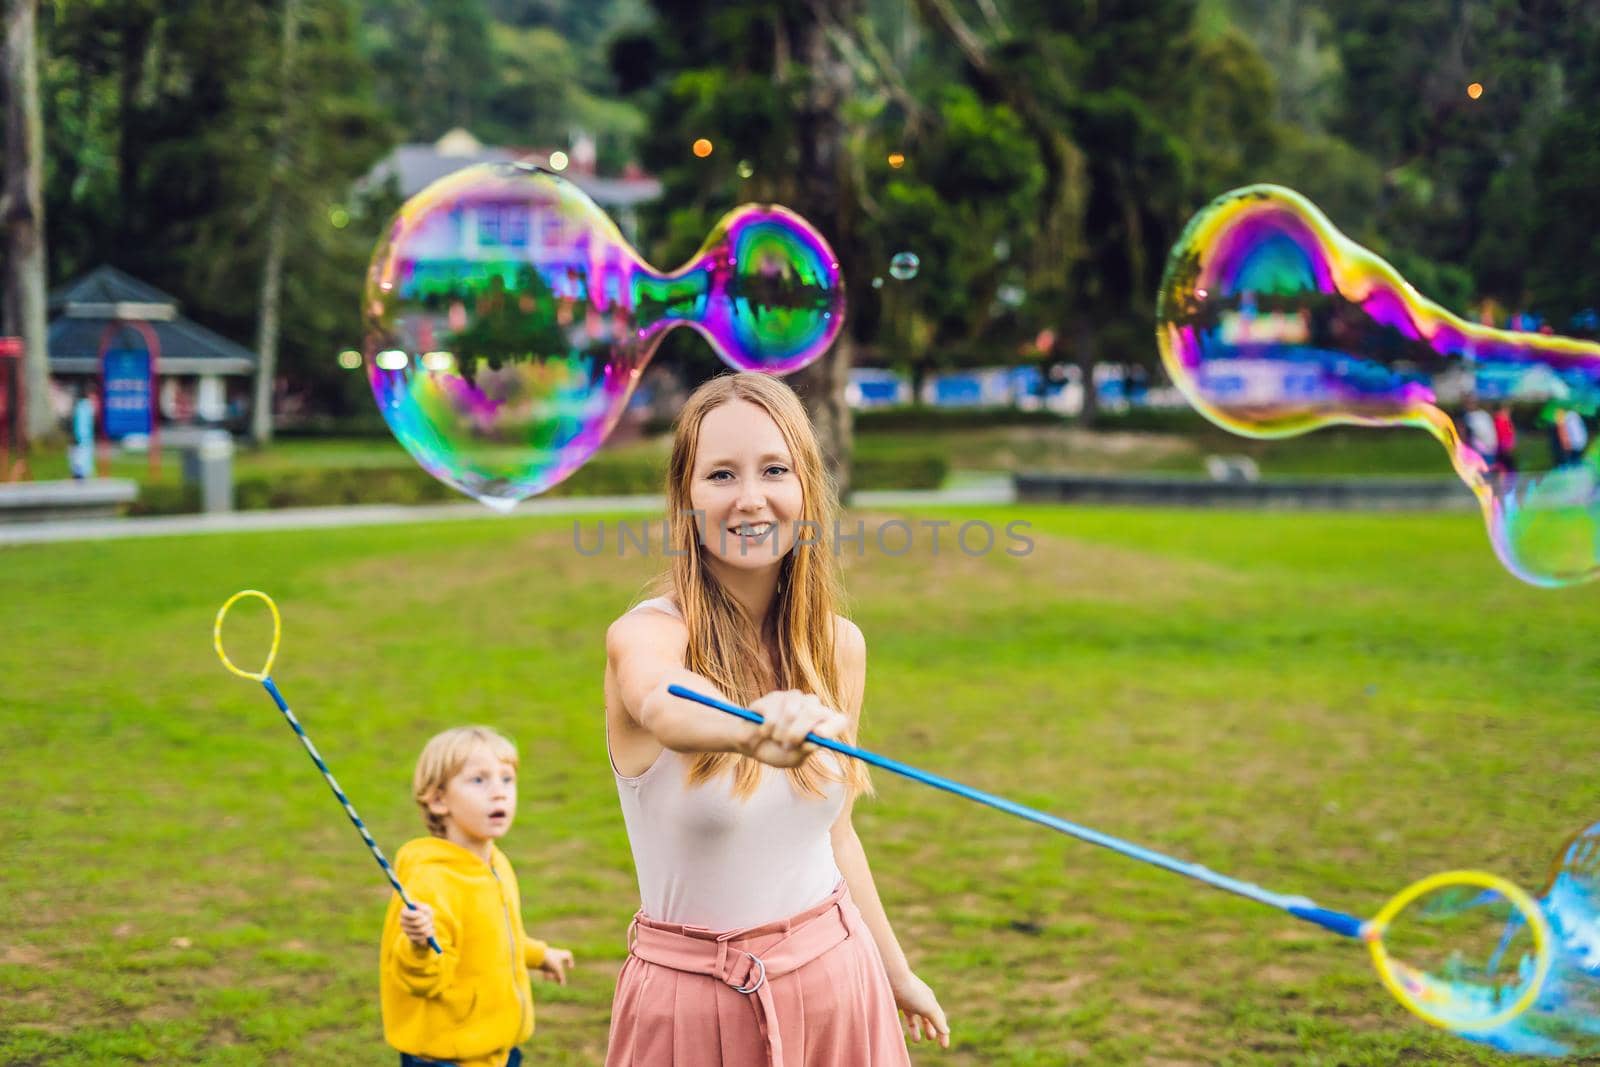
[363,129,662,210]
[48,264,178,311]
[47,266,257,376]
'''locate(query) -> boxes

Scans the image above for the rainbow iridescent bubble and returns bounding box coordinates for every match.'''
[363,163,843,510]
[1156,185,1600,586]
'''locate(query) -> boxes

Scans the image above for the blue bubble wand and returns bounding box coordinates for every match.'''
[667,683,1552,1035]
[214,590,441,954]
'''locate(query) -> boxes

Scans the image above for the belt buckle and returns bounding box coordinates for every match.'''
[731,951,766,994]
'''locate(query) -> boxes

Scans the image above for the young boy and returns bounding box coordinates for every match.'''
[381,726,575,1067]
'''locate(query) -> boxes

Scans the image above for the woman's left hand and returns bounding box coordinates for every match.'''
[893,972,950,1049]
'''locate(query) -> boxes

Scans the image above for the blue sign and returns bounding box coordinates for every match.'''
[933,375,983,407]
[103,348,152,439]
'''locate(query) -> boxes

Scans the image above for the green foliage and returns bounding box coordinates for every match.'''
[357,0,646,155]
[1522,50,1600,324]
[39,0,395,404]
[35,0,1600,436]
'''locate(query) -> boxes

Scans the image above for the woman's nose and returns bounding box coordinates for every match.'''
[736,486,766,510]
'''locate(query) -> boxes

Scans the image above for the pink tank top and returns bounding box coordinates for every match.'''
[611,596,846,929]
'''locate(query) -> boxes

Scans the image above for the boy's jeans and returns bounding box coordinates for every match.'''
[399,1050,522,1067]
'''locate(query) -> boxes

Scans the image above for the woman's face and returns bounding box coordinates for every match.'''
[688,399,805,572]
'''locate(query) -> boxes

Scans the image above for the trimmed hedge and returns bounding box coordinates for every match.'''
[274,414,394,439]
[850,452,948,491]
[854,407,1066,432]
[125,448,948,516]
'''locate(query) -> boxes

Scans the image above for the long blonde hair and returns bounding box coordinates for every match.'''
[658,372,871,800]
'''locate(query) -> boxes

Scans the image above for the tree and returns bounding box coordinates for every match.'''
[614,0,868,488]
[917,0,1270,422]
[251,0,300,444]
[783,1,862,490]
[39,0,393,423]
[2,0,53,444]
[867,84,1043,398]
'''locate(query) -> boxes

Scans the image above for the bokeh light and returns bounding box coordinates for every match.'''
[692,138,714,158]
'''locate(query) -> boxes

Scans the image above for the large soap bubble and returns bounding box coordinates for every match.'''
[363,163,844,510]
[1420,821,1600,1056]
[1156,184,1600,586]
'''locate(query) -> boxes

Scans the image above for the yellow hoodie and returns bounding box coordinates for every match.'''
[380,837,549,1067]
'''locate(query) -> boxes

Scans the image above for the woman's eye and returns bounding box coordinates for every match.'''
[708,470,733,482]
[765,465,789,477]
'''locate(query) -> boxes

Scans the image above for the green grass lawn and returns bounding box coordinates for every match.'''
[3,504,1598,1064]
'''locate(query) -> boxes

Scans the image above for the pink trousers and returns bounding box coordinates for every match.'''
[605,882,911,1067]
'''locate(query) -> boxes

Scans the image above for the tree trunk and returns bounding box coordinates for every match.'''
[1072,318,1099,426]
[251,0,300,444]
[2,0,52,444]
[787,0,859,495]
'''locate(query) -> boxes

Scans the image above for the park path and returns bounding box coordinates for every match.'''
[0,482,1015,546]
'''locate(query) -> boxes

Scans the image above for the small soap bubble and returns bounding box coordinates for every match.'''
[871,277,883,290]
[889,251,920,281]
[1156,184,1600,586]
[363,163,844,509]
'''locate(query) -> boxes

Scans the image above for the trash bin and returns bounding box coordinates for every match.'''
[182,430,235,513]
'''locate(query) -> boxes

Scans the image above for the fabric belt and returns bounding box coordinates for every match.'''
[625,881,859,1067]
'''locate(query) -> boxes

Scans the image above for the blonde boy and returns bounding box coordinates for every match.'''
[380,727,574,1067]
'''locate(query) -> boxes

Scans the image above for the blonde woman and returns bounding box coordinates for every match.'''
[603,373,949,1065]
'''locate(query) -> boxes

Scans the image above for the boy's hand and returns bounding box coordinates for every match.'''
[538,947,575,985]
[400,902,436,948]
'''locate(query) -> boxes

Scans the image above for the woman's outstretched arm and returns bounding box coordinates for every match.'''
[828,619,951,1048]
[607,610,848,765]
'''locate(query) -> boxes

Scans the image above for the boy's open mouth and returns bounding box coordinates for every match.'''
[489,809,507,819]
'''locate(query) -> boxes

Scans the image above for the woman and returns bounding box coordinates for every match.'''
[603,372,948,1065]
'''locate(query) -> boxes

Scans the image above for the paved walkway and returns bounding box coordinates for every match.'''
[0,483,1016,546]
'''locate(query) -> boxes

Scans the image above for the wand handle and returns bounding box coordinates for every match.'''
[262,677,443,954]
[666,683,1365,936]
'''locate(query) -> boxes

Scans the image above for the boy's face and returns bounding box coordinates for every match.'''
[429,750,518,846]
